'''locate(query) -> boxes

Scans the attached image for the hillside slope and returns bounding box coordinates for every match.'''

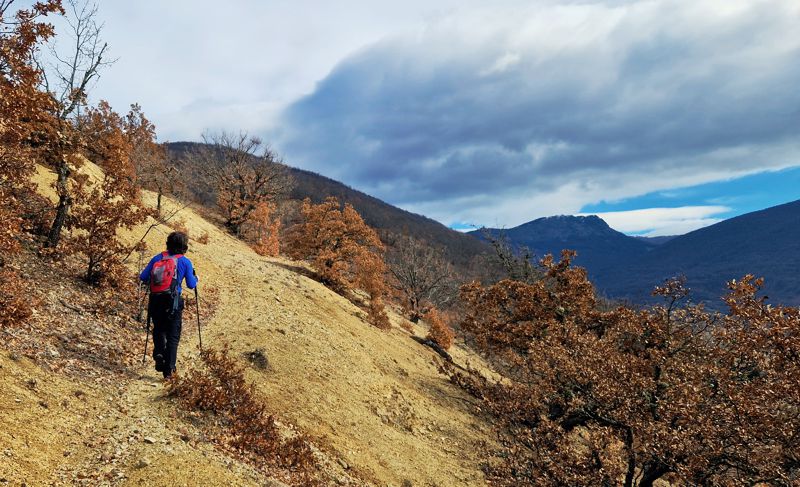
[166,141,489,270]
[599,199,800,305]
[1,163,496,485]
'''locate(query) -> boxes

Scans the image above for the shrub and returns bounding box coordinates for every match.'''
[196,231,210,245]
[244,202,281,256]
[0,267,35,328]
[424,308,455,350]
[169,349,318,482]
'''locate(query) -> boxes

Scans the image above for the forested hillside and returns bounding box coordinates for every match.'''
[600,199,800,305]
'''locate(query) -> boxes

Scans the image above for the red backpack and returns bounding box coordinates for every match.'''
[149,252,182,295]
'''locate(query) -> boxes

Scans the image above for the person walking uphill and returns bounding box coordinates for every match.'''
[139,231,198,379]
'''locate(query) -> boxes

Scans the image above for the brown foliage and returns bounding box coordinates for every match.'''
[0,0,63,325]
[423,308,455,351]
[195,231,210,245]
[169,349,318,484]
[287,197,390,329]
[455,252,800,486]
[0,267,35,328]
[66,101,150,285]
[0,0,61,193]
[243,202,281,256]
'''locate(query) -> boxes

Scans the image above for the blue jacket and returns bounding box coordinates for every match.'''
[139,253,198,295]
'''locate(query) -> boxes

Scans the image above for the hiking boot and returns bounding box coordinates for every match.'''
[163,367,176,379]
[154,354,165,372]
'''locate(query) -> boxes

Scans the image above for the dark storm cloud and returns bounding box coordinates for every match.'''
[277,0,800,226]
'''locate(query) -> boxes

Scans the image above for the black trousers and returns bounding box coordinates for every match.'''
[149,294,184,378]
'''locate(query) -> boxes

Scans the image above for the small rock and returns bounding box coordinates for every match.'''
[143,437,157,444]
[135,458,151,469]
[337,458,349,470]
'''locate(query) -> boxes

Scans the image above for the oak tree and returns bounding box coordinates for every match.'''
[0,0,62,325]
[455,252,800,486]
[197,131,291,236]
[287,197,390,329]
[386,234,458,323]
[36,0,113,247]
[68,101,149,285]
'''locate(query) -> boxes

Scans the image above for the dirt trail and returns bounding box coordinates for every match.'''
[2,165,497,486]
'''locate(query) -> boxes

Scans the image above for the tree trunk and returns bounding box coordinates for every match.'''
[46,161,71,248]
[156,191,162,216]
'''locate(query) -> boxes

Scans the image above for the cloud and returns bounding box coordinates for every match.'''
[581,205,731,236]
[66,0,486,141]
[277,0,800,228]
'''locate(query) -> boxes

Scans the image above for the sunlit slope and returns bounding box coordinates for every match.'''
[23,161,495,486]
[133,189,495,486]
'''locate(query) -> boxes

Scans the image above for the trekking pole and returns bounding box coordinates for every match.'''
[142,307,152,364]
[194,286,203,353]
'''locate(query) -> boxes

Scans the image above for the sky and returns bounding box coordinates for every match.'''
[44,0,800,236]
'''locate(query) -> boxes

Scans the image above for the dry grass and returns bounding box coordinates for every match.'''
[169,349,319,485]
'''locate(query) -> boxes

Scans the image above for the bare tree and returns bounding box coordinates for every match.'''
[38,0,112,120]
[386,234,458,322]
[196,131,292,236]
[480,229,542,284]
[35,0,114,247]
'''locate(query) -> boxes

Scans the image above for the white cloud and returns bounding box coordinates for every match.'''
[52,0,499,140]
[580,206,731,236]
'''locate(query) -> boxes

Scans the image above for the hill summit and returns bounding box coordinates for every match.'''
[485,200,800,306]
[471,214,653,280]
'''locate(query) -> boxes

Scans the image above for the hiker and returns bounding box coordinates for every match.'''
[139,231,198,378]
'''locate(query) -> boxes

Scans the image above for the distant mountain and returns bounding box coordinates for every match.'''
[165,142,489,269]
[600,199,800,305]
[483,201,800,307]
[470,215,653,281]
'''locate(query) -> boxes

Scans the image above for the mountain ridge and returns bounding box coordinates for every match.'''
[486,199,800,306]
